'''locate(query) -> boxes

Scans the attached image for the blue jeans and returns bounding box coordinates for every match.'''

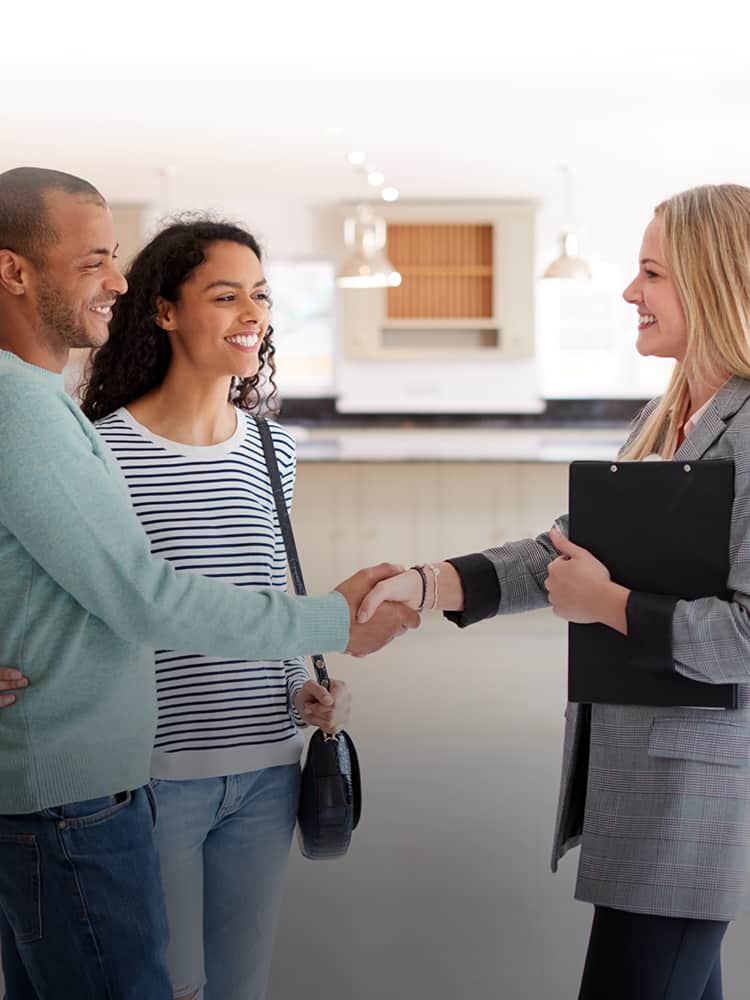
[152,764,300,1000]
[0,786,172,1000]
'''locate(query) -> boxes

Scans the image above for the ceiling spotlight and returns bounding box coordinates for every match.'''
[347,151,367,166]
[381,186,399,202]
[367,170,385,186]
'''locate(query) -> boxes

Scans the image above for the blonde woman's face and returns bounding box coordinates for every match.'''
[623,215,688,361]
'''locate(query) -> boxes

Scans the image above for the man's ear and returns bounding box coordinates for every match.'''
[0,251,30,296]
[154,296,177,331]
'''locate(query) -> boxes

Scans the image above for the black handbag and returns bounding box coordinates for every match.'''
[255,417,362,859]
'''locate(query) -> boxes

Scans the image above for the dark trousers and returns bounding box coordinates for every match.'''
[578,906,729,1000]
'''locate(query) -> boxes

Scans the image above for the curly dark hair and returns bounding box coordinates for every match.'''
[80,216,278,422]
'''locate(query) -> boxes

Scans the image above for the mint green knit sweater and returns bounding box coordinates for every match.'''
[0,351,349,812]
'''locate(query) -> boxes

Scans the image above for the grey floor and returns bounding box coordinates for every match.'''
[1,613,744,998]
[268,612,750,1000]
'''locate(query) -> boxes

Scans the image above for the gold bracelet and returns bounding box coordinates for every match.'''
[428,563,441,611]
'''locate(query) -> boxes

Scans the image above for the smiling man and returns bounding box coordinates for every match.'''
[20,185,123,360]
[0,168,417,999]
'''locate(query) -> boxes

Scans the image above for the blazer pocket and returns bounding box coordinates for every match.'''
[649,717,750,767]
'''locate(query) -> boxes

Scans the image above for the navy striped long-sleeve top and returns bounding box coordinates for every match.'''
[95,406,309,780]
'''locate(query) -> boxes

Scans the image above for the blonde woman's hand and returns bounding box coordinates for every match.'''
[545,528,629,633]
[356,569,424,624]
[294,678,352,735]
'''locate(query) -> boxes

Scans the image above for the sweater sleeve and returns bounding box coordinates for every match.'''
[0,379,349,661]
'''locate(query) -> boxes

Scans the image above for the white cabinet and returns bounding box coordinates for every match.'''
[336,201,542,413]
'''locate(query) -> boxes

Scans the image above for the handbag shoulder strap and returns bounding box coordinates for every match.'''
[254,415,329,688]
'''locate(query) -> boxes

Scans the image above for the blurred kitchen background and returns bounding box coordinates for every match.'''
[3,5,750,997]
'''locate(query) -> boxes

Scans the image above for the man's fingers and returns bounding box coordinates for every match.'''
[0,667,27,691]
[346,597,420,656]
[0,676,28,691]
[363,563,407,587]
[0,694,16,707]
[402,607,420,629]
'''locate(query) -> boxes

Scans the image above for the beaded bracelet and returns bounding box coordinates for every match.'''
[410,565,428,613]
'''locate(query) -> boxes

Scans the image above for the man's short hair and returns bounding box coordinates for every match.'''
[0,167,105,263]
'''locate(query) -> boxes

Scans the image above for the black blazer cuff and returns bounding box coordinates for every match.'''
[626,591,679,673]
[443,554,500,628]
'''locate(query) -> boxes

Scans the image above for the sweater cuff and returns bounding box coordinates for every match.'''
[443,554,500,629]
[625,591,679,673]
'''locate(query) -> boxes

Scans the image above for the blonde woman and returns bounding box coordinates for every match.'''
[358,184,750,1000]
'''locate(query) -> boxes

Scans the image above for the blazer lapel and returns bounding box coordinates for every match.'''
[674,376,750,460]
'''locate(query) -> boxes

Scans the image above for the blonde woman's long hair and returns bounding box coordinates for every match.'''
[621,184,750,460]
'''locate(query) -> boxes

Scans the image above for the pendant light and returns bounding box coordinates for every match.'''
[336,203,402,288]
[335,147,402,289]
[543,231,592,279]
[543,165,591,280]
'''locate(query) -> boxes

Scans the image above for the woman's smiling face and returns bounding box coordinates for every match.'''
[156,240,271,380]
[623,215,688,361]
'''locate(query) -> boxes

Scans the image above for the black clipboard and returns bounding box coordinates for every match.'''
[568,459,739,708]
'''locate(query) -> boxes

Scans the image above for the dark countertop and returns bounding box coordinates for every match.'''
[276,396,648,429]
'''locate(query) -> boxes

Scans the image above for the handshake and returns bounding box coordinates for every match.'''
[0,564,446,711]
[334,562,450,657]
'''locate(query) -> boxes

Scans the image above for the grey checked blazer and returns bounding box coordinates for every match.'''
[468,377,750,921]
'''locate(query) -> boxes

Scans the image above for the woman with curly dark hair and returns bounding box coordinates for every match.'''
[82,219,278,424]
[81,218,352,1000]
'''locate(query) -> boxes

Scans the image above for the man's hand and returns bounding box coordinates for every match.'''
[293,678,352,735]
[0,667,28,708]
[335,564,421,657]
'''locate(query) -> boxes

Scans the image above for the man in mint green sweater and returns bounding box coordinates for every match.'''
[0,167,418,1000]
